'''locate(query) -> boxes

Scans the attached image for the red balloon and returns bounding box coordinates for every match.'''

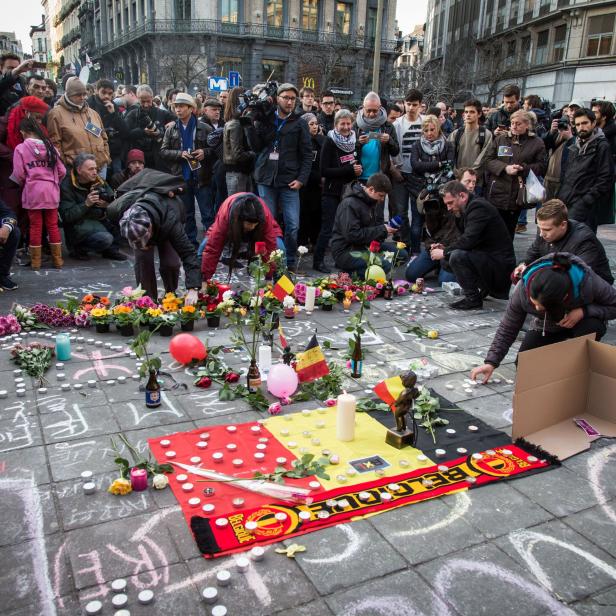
[169,333,207,364]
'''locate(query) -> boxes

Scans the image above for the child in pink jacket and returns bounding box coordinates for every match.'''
[11,117,66,269]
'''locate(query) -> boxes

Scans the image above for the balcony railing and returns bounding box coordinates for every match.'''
[99,18,399,55]
[53,0,81,28]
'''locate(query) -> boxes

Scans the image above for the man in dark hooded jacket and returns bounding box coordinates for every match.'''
[330,173,405,276]
[557,108,615,231]
[108,169,201,301]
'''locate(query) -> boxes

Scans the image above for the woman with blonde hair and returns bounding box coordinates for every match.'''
[485,109,547,238]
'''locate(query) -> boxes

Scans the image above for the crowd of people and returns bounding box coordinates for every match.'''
[1,50,616,364]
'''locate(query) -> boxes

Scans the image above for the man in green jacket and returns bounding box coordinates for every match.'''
[58,153,126,261]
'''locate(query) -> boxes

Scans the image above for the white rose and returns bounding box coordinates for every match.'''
[322,290,332,299]
[152,474,169,489]
[222,290,234,301]
[297,246,309,255]
[283,296,295,308]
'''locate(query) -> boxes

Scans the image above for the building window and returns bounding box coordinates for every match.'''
[539,0,550,16]
[262,59,285,81]
[524,0,535,20]
[535,29,549,64]
[221,0,239,23]
[504,39,516,67]
[366,7,376,39]
[586,14,614,56]
[267,0,283,27]
[552,24,566,62]
[218,56,242,76]
[335,2,351,35]
[302,0,318,31]
[496,0,506,31]
[520,35,531,63]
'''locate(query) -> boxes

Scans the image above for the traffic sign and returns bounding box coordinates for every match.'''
[229,71,241,87]
[330,88,353,96]
[208,76,229,92]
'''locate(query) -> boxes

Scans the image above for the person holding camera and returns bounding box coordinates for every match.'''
[543,115,574,200]
[47,77,110,172]
[87,79,129,178]
[160,92,214,248]
[245,83,312,271]
[223,87,255,195]
[58,153,126,261]
[125,85,175,170]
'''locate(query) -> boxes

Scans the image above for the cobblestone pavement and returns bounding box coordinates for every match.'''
[1,222,616,616]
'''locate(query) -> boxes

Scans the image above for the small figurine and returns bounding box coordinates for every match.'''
[386,370,419,449]
[282,346,295,366]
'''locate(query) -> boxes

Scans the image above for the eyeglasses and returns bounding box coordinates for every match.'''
[279,96,297,102]
[322,101,335,105]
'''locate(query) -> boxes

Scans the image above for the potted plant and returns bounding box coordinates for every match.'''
[316,289,336,311]
[90,306,112,333]
[180,305,198,331]
[155,312,178,336]
[205,303,222,328]
[112,304,138,336]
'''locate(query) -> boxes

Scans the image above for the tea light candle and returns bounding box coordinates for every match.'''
[304,286,316,312]
[245,521,258,532]
[226,443,237,451]
[435,448,447,458]
[84,600,103,614]
[336,391,356,441]
[250,546,265,561]
[212,606,228,616]
[236,557,250,573]
[111,578,127,593]
[196,441,208,449]
[176,474,188,483]
[212,452,224,463]
[190,456,201,464]
[202,587,218,604]
[254,452,265,462]
[445,428,456,438]
[138,589,154,605]
[130,468,148,491]
[56,373,66,381]
[232,459,244,467]
[165,451,176,459]
[202,503,215,513]
[188,497,201,507]
[200,432,211,440]
[82,482,96,495]
[160,439,171,448]
[87,380,96,388]
[111,593,128,608]
[16,389,25,397]
[181,483,194,492]
[275,457,287,465]
[216,570,231,586]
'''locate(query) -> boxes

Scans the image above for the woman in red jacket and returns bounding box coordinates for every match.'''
[200,192,284,280]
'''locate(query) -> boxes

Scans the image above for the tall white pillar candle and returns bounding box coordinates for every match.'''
[258,345,272,372]
[336,391,356,441]
[305,286,316,312]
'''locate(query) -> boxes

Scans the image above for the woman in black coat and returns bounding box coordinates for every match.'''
[313,109,362,272]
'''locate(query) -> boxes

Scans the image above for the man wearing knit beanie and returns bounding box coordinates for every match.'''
[119,205,152,250]
[108,148,146,190]
[47,77,111,171]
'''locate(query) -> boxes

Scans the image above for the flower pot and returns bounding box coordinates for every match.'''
[95,323,110,334]
[207,315,221,328]
[158,324,174,337]
[181,321,195,332]
[321,304,333,312]
[119,324,134,336]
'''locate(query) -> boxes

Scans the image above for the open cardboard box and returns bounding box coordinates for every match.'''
[513,335,616,460]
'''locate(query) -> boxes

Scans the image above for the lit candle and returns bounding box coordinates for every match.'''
[304,286,316,312]
[342,298,352,311]
[336,391,356,441]
[258,345,272,372]
[55,334,72,361]
[130,468,148,491]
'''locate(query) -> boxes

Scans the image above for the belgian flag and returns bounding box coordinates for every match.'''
[272,275,295,301]
[373,376,405,409]
[295,334,329,383]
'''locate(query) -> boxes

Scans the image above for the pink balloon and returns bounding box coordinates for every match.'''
[267,363,299,399]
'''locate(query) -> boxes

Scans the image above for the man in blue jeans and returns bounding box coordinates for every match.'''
[245,83,312,270]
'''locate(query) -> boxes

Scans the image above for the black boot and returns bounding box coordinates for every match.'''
[450,294,483,310]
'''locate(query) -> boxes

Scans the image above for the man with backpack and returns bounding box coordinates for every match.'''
[449,99,492,193]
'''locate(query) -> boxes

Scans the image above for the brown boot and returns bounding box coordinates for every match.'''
[29,245,42,270]
[49,243,64,269]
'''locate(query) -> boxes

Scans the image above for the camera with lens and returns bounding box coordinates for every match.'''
[557,117,570,130]
[94,188,114,203]
[237,80,279,116]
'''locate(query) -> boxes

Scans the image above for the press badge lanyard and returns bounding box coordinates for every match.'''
[271,111,288,158]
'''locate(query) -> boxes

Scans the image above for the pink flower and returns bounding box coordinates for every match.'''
[346,360,351,368]
[293,282,307,304]
[268,402,282,415]
[376,282,383,290]
[325,398,336,407]
[396,286,407,296]
[121,286,134,297]
[135,296,156,309]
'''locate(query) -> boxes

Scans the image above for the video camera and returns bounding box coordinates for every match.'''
[237,80,279,116]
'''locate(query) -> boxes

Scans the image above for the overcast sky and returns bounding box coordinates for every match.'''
[11,0,429,54]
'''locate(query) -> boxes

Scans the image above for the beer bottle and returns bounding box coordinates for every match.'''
[247,359,262,393]
[383,279,394,300]
[350,336,363,378]
[145,369,162,408]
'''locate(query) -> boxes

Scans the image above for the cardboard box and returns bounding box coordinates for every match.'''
[512,335,616,460]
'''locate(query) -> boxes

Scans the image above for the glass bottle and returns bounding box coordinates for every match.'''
[383,280,394,300]
[350,336,363,378]
[145,369,162,408]
[247,359,262,393]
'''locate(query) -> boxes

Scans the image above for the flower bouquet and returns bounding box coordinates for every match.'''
[316,289,336,311]
[0,314,21,336]
[10,341,54,386]
[30,303,75,328]
[112,304,139,336]
[180,305,198,331]
[12,304,40,329]
[90,306,112,333]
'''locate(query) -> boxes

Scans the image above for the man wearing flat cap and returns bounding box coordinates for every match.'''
[160,92,215,248]
[245,82,312,270]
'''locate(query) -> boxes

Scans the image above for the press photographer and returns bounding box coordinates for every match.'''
[125,85,176,170]
[244,82,313,271]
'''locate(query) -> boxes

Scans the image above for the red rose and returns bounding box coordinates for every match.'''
[225,372,240,383]
[195,376,212,389]
[369,241,381,253]
[255,242,267,255]
[206,303,218,313]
